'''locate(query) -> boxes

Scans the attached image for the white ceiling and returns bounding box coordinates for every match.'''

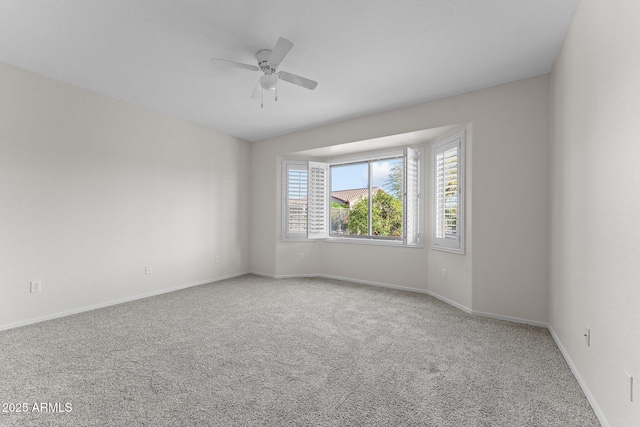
[0,0,579,142]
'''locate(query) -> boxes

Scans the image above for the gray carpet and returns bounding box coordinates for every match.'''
[0,275,600,426]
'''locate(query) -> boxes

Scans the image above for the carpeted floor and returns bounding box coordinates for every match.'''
[0,275,600,426]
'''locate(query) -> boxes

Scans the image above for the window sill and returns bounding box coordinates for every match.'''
[326,237,423,248]
[431,245,465,254]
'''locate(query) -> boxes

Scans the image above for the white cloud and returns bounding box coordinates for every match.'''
[371,160,397,187]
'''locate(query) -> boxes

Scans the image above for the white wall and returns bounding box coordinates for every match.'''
[250,74,549,324]
[549,0,640,425]
[0,62,250,329]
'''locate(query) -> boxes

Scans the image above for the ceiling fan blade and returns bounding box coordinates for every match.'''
[210,57,259,72]
[277,71,318,90]
[250,80,261,99]
[268,37,293,67]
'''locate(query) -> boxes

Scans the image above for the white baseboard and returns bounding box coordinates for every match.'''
[547,326,610,427]
[0,271,249,332]
[318,273,476,314]
[470,309,548,328]
[275,273,319,279]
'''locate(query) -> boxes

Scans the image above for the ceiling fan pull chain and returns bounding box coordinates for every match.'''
[261,88,264,108]
[275,78,278,102]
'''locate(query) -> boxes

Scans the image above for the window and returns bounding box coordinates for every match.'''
[330,157,404,240]
[283,147,422,246]
[432,131,465,253]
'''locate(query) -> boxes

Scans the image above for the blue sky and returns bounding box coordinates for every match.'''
[330,158,402,191]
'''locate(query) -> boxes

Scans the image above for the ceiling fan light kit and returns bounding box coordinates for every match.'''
[210,37,318,108]
[259,74,277,91]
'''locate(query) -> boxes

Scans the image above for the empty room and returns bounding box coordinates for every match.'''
[1,1,638,426]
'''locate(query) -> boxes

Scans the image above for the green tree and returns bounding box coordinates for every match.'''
[347,197,369,235]
[347,191,402,236]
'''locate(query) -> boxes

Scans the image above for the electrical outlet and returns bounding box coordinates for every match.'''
[442,268,447,278]
[30,281,41,293]
[584,326,591,346]
[625,370,633,402]
[299,253,304,260]
[145,266,152,275]
[215,255,220,263]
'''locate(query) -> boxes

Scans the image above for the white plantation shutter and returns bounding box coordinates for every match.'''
[284,162,308,239]
[307,161,329,239]
[404,147,420,246]
[433,132,465,253]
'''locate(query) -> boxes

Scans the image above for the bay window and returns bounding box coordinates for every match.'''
[283,147,422,246]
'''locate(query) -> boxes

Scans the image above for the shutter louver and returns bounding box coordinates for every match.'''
[307,161,328,239]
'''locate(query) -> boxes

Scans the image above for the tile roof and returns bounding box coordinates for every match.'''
[331,187,381,205]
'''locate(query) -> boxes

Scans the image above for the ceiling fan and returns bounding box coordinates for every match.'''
[210,37,318,107]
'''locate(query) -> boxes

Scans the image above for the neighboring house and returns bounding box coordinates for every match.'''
[331,187,381,209]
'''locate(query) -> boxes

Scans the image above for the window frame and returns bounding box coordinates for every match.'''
[432,131,465,254]
[282,146,424,248]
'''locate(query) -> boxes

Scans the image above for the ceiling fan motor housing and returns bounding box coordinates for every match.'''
[256,49,276,74]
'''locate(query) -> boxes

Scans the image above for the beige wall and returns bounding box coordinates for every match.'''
[0,62,251,329]
[251,74,550,324]
[549,0,640,425]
